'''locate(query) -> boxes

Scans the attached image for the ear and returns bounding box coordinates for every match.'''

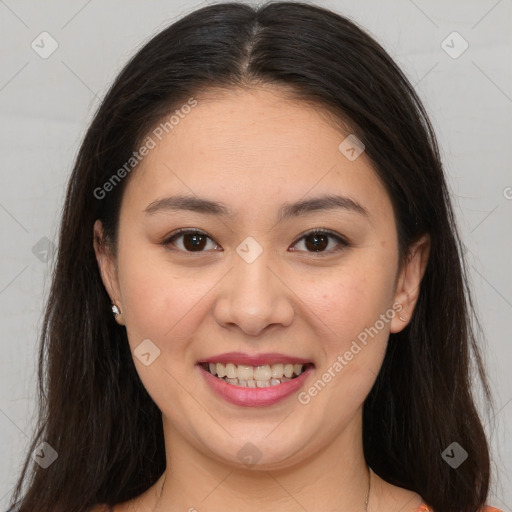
[93,219,124,325]
[390,234,431,333]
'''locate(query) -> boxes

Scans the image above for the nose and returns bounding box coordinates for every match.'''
[212,248,295,337]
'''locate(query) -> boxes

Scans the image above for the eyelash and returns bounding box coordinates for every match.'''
[160,228,350,255]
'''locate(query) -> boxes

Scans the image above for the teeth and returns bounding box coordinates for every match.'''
[225,363,237,379]
[203,362,307,387]
[254,365,272,380]
[271,363,284,378]
[238,365,254,381]
[216,363,226,378]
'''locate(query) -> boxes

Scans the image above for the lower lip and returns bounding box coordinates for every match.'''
[198,364,314,407]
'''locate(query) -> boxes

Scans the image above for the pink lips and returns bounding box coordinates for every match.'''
[197,352,315,407]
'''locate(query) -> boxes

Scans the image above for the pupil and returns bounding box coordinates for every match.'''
[306,233,328,252]
[184,233,206,251]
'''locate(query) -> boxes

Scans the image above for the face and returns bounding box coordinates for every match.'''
[95,86,428,471]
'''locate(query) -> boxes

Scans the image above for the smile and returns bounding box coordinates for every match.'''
[200,362,310,388]
[197,356,315,407]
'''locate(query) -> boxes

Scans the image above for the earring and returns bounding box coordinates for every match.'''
[399,315,406,322]
[111,304,121,316]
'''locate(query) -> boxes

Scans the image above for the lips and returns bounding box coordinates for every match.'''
[197,352,315,407]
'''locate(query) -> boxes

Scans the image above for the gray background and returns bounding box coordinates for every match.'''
[0,0,510,509]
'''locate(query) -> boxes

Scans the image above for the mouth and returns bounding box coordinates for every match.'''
[197,352,316,406]
[199,361,314,388]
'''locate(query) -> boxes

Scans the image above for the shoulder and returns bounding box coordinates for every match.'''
[7,504,116,512]
[416,505,504,512]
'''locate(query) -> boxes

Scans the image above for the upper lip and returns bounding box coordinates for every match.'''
[198,352,314,366]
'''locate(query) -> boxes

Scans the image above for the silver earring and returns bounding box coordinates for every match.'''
[111,304,121,316]
[399,315,406,322]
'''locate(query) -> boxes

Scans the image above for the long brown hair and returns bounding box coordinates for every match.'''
[9,2,495,511]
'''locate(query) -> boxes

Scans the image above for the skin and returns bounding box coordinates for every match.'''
[94,85,430,512]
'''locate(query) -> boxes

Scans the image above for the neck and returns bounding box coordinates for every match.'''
[153,414,371,512]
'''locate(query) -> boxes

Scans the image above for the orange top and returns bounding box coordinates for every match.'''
[97,503,504,511]
[416,505,502,512]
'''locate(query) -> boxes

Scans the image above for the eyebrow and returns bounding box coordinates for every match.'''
[144,193,369,221]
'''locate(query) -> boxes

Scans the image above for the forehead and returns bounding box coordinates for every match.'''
[124,86,391,220]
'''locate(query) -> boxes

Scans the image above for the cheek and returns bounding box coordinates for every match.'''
[303,260,396,343]
[299,254,397,406]
[298,268,393,421]
[116,243,216,352]
[115,247,216,416]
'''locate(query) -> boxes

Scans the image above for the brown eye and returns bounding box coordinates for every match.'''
[304,232,329,252]
[162,228,348,255]
[291,229,349,254]
[182,232,208,251]
[164,230,219,252]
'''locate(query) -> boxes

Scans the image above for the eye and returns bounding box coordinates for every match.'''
[162,229,221,253]
[161,228,349,255]
[290,229,349,254]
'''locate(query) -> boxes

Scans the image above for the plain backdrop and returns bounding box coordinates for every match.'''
[0,0,511,510]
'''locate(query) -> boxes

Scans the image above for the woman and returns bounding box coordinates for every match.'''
[8,2,503,511]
